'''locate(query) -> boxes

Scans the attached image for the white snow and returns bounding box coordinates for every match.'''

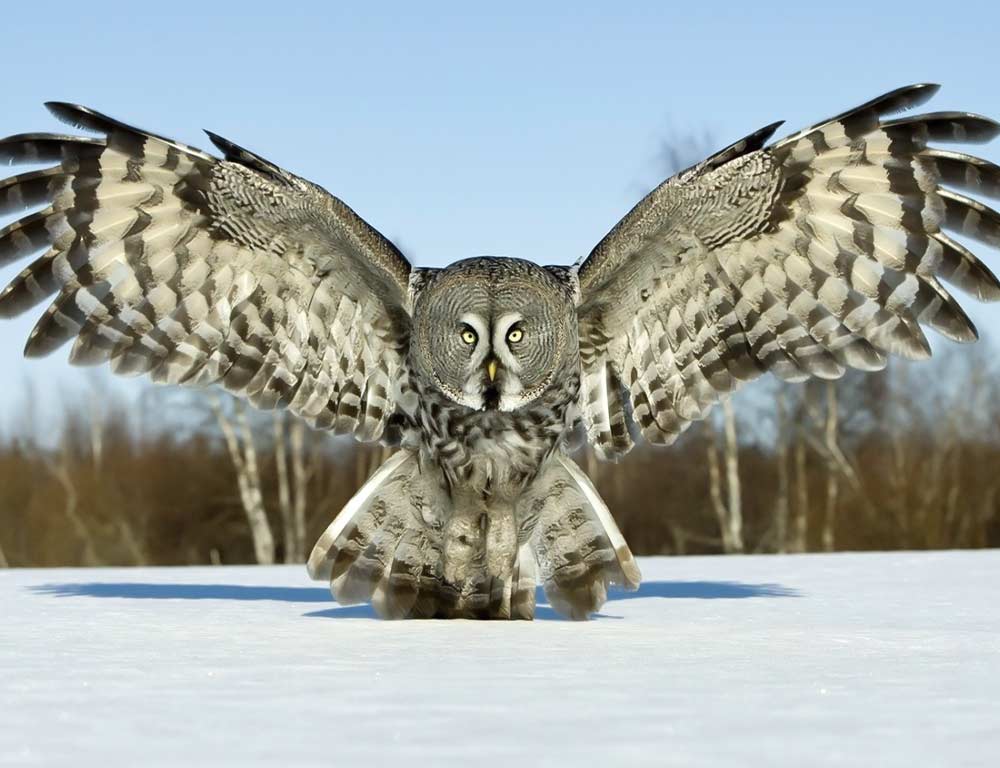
[2,551,998,767]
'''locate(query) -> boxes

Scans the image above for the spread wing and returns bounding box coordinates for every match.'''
[0,103,412,441]
[575,84,1000,458]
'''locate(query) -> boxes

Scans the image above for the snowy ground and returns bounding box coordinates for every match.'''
[2,551,998,767]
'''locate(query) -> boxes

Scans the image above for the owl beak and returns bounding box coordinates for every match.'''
[486,357,499,382]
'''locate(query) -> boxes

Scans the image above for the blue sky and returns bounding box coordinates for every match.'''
[2,1,998,434]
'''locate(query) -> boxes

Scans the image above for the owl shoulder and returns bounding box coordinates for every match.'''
[542,265,581,306]
[407,267,440,311]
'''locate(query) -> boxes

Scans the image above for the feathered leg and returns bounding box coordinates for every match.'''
[308,451,457,618]
[517,454,641,619]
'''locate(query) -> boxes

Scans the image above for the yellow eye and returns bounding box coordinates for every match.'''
[461,328,478,345]
[507,327,523,343]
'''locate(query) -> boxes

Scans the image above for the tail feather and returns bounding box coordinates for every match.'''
[510,541,537,620]
[333,504,407,607]
[307,450,410,584]
[521,455,640,620]
[308,450,484,619]
[308,450,640,620]
[374,527,451,619]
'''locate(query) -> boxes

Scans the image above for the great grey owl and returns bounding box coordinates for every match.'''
[1,84,998,619]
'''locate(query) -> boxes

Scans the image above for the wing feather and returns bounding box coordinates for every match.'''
[0,103,412,441]
[576,84,1000,457]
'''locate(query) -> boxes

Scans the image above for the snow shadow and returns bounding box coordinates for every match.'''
[301,603,574,621]
[614,580,798,600]
[32,579,797,621]
[304,580,797,620]
[31,582,333,603]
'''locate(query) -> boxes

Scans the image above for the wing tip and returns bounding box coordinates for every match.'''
[885,82,942,110]
[202,128,229,151]
[44,101,115,134]
[757,119,786,146]
[203,128,288,180]
[906,82,941,95]
[22,330,57,359]
[957,114,1000,142]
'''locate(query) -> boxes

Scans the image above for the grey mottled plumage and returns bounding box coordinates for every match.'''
[2,85,998,618]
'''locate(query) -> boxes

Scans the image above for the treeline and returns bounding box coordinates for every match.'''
[593,346,1000,556]
[0,343,998,568]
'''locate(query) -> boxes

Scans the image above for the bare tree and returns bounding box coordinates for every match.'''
[668,520,722,555]
[662,129,752,555]
[88,389,104,476]
[773,388,791,554]
[821,382,840,552]
[273,412,294,563]
[705,400,744,553]
[290,418,312,562]
[39,442,100,566]
[212,396,275,565]
[791,426,810,554]
[273,412,313,563]
[86,383,146,565]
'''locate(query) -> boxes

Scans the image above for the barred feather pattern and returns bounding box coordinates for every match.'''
[0,104,411,439]
[398,359,583,495]
[306,449,639,619]
[5,87,998,620]
[576,84,1000,455]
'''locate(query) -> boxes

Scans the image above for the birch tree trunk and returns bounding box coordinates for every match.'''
[88,390,104,477]
[706,425,727,549]
[722,400,744,553]
[213,397,275,565]
[273,413,295,564]
[976,485,999,548]
[791,438,809,553]
[41,445,100,566]
[290,418,309,563]
[774,388,790,554]
[88,388,146,565]
[821,382,839,552]
[888,412,910,549]
[705,402,744,554]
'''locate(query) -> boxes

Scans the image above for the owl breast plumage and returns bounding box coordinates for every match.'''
[2,85,998,618]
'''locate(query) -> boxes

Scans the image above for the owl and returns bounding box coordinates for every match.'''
[1,84,997,619]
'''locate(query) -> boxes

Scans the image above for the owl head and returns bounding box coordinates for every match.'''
[411,258,578,411]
